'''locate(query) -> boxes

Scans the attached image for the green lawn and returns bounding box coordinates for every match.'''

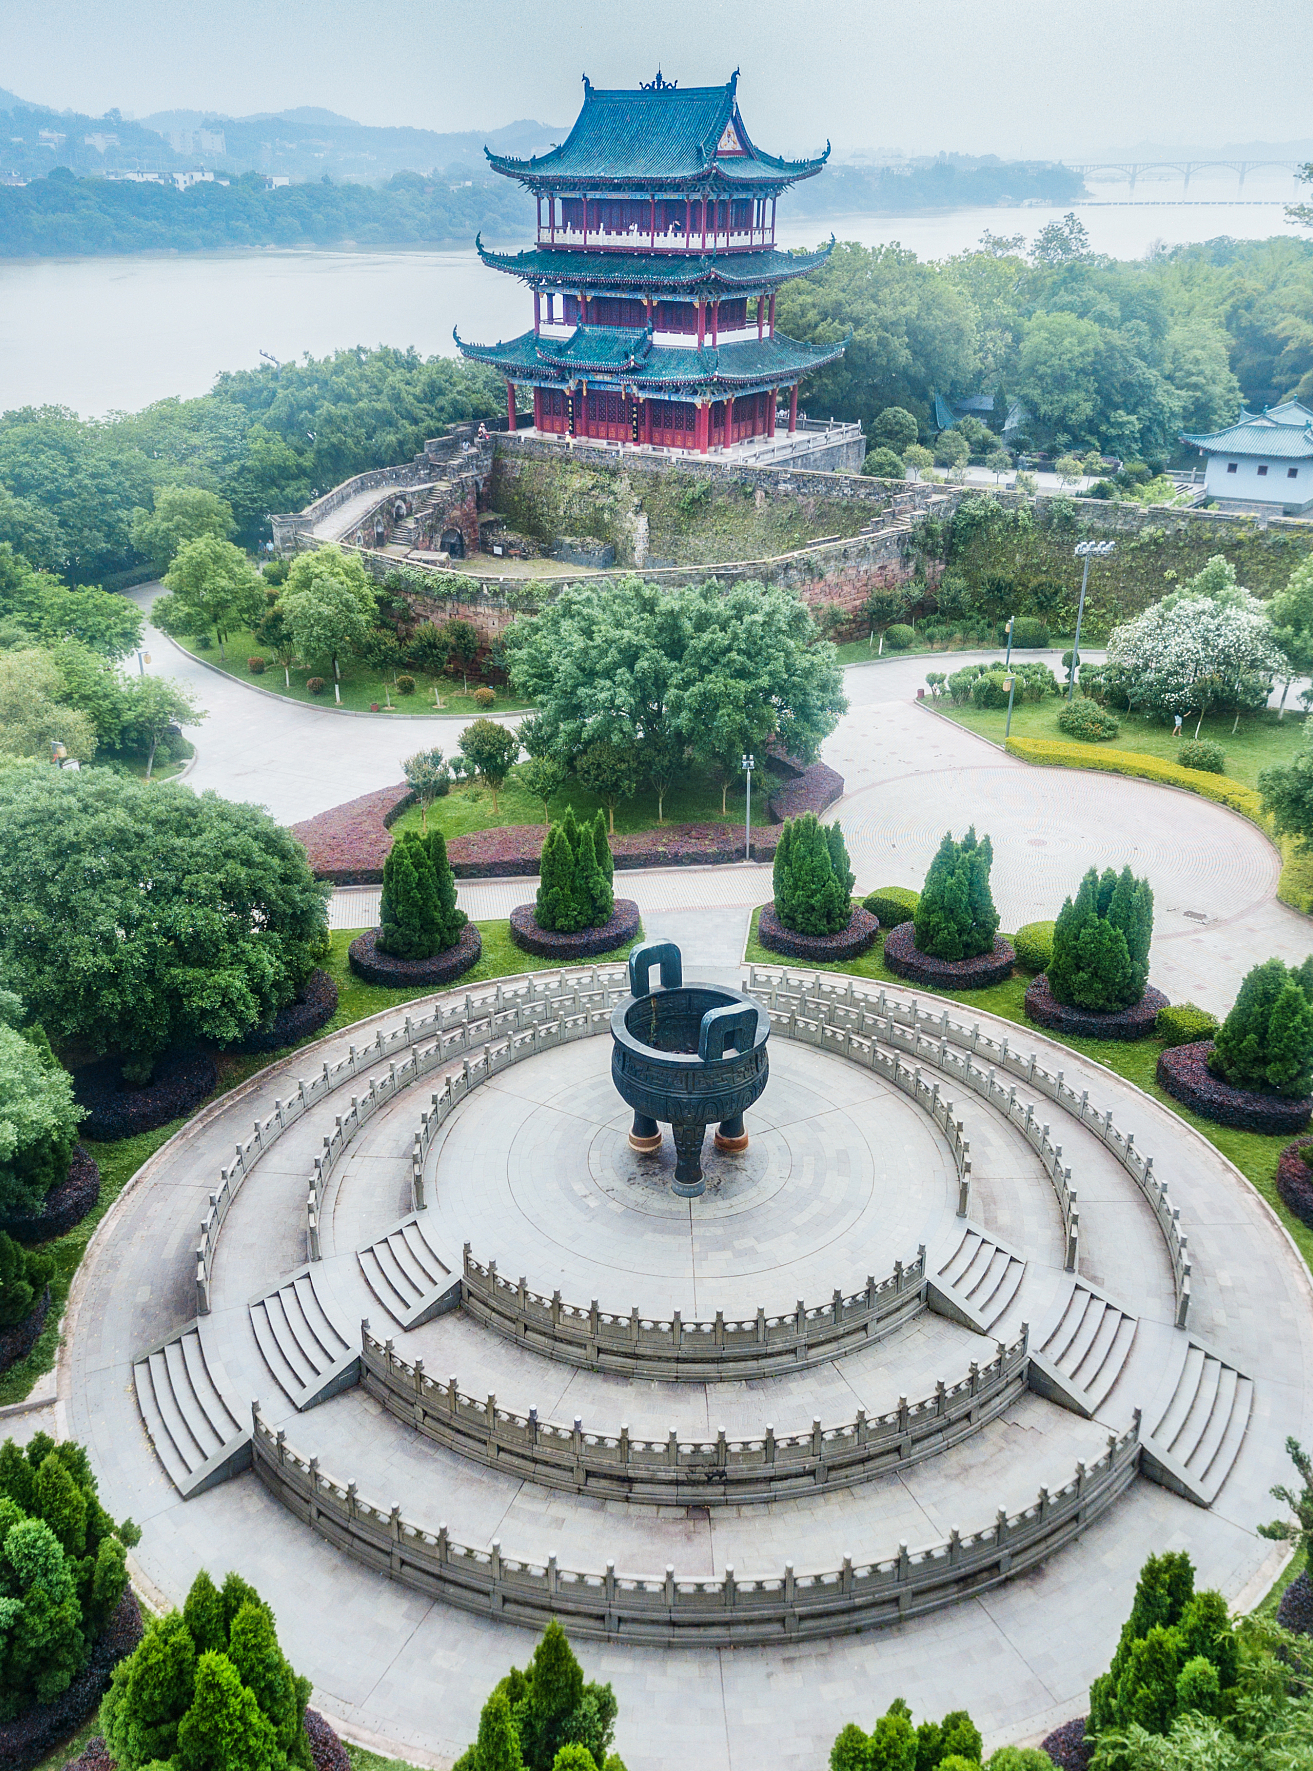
[390,762,750,843]
[0,919,640,1408]
[832,637,1073,668]
[932,691,1309,791]
[171,625,534,715]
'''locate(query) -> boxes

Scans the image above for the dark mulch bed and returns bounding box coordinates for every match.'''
[1157,1041,1313,1134]
[290,780,413,884]
[348,922,482,988]
[766,761,845,822]
[509,899,641,960]
[447,821,779,879]
[0,1284,50,1377]
[1278,1142,1313,1230]
[65,1703,351,1771]
[1041,1718,1091,1771]
[1024,975,1168,1042]
[882,921,1016,990]
[0,1146,100,1244]
[73,1048,218,1141]
[757,902,878,962]
[1,1586,143,1771]
[305,1708,352,1771]
[1278,1568,1313,1635]
[228,969,339,1054]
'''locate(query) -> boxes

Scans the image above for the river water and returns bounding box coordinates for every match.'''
[0,190,1300,417]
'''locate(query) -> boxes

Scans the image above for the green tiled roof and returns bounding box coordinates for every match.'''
[1182,404,1313,459]
[476,237,834,292]
[485,73,828,191]
[454,325,845,395]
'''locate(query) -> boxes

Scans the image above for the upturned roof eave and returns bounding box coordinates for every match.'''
[454,326,848,391]
[473,234,836,291]
[481,156,828,194]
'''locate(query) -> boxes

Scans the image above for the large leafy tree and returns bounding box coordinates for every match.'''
[154,535,265,659]
[276,546,377,697]
[130,485,235,578]
[0,649,98,761]
[1269,557,1313,718]
[0,770,329,1070]
[0,545,142,660]
[0,1016,83,1217]
[117,674,205,776]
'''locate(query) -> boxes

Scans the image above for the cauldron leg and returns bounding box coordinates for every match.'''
[714,1112,749,1154]
[670,1121,707,1198]
[628,1112,662,1155]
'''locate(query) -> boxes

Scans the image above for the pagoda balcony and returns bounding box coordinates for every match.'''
[536,317,769,347]
[538,222,775,253]
[512,417,866,471]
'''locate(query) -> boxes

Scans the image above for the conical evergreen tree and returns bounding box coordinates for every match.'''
[426,828,467,951]
[227,1597,312,1766]
[575,821,613,929]
[559,805,581,860]
[176,1650,278,1771]
[182,1568,227,1658]
[1212,958,1313,1096]
[824,822,855,899]
[475,1689,524,1771]
[772,814,851,935]
[536,826,585,933]
[914,827,997,960]
[591,811,613,886]
[771,820,796,928]
[529,1621,585,1739]
[1047,863,1152,1010]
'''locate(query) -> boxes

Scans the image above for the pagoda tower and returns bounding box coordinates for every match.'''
[455,70,845,456]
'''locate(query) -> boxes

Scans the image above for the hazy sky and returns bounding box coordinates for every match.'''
[2,0,1306,160]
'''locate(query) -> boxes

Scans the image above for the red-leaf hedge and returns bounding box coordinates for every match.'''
[882,921,1016,990]
[1276,1140,1313,1228]
[509,899,641,960]
[347,922,482,988]
[0,1145,100,1243]
[228,969,339,1053]
[1024,975,1168,1041]
[2,1588,143,1771]
[1157,1040,1313,1134]
[73,1049,218,1141]
[757,902,878,961]
[766,761,845,822]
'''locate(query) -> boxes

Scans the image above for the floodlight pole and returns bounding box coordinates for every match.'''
[1004,615,1015,671]
[1069,540,1115,700]
[742,754,754,861]
[1004,674,1017,739]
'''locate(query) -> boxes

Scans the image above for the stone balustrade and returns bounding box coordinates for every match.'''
[359,1323,1030,1502]
[749,969,1190,1326]
[250,1401,1141,1645]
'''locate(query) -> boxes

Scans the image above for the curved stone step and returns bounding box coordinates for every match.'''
[1141,1338,1253,1506]
[356,1214,459,1329]
[1037,1282,1138,1417]
[249,1267,358,1410]
[930,1226,1025,1333]
[132,1321,251,1498]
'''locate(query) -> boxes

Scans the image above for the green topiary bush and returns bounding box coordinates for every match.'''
[773,814,855,936]
[0,1432,137,1721]
[535,809,615,933]
[863,885,919,927]
[1005,616,1049,648]
[1056,699,1120,742]
[247,656,265,674]
[377,830,467,959]
[451,1620,625,1771]
[829,1698,982,1771]
[102,1567,310,1771]
[884,623,916,650]
[970,671,1011,710]
[395,673,416,695]
[306,676,325,694]
[1156,1002,1221,1047]
[1209,957,1313,1097]
[913,828,999,961]
[0,1229,53,1329]
[1047,865,1153,1011]
[1012,920,1056,973]
[1177,739,1225,774]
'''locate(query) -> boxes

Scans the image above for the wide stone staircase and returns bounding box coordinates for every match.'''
[132,1323,251,1498]
[930,1225,1026,1332]
[357,1212,459,1328]
[248,1268,358,1410]
[1035,1281,1139,1418]
[1141,1338,1254,1507]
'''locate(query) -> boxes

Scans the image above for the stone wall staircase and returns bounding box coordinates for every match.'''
[132,1322,251,1498]
[1140,1337,1254,1507]
[928,1225,1026,1334]
[248,1267,359,1410]
[356,1213,460,1329]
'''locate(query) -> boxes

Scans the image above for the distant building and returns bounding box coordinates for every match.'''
[83,132,119,155]
[167,127,226,158]
[1181,401,1313,515]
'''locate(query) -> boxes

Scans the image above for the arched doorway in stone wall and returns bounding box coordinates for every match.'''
[440,529,466,559]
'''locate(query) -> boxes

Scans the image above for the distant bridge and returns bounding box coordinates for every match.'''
[1065,159,1304,194]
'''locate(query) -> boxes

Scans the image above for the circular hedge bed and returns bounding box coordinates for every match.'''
[757,902,879,962]
[0,1585,143,1771]
[509,899,641,961]
[882,921,1016,990]
[348,923,482,988]
[1277,1139,1313,1229]
[228,968,339,1053]
[0,1145,100,1244]
[1024,975,1168,1041]
[0,1284,50,1378]
[1157,1040,1313,1134]
[73,1048,219,1141]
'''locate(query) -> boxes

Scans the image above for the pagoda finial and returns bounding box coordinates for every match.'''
[582,73,592,93]
[730,68,740,92]
[639,68,677,91]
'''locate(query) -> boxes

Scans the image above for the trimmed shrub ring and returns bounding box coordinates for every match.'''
[757,902,879,962]
[73,1048,219,1141]
[0,1586,144,1771]
[348,922,482,988]
[1157,1040,1313,1134]
[228,969,339,1053]
[1024,975,1169,1042]
[508,899,641,960]
[882,921,1016,990]
[0,1284,50,1377]
[1277,1141,1313,1230]
[0,1144,100,1244]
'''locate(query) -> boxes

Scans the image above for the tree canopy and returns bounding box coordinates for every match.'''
[276,546,377,691]
[0,770,328,1068]
[130,485,235,577]
[154,534,265,659]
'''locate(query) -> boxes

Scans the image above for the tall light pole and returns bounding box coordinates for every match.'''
[1069,540,1115,699]
[1004,614,1015,671]
[742,753,754,861]
[1003,672,1018,739]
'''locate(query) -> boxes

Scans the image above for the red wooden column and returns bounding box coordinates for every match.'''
[696,401,709,454]
[643,399,653,445]
[769,291,776,336]
[549,193,555,244]
[650,195,656,248]
[697,300,706,348]
[724,392,735,449]
[581,196,588,248]
[767,392,777,438]
[788,384,798,432]
[533,388,543,431]
[506,382,517,431]
[701,197,708,251]
[757,292,765,340]
[770,196,776,244]
[712,301,719,347]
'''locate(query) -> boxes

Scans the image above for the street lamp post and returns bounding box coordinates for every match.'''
[1004,615,1015,671]
[1069,540,1115,699]
[1003,673,1017,739]
[742,753,754,860]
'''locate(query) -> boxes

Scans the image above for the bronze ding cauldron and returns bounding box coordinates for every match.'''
[609,941,770,1198]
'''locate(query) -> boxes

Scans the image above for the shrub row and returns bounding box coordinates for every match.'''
[290,781,413,884]
[509,899,641,960]
[1156,1040,1313,1134]
[446,822,781,879]
[765,761,845,822]
[0,1145,100,1244]
[0,1283,49,1378]
[0,1588,143,1771]
[757,902,879,961]
[227,969,339,1053]
[73,1048,219,1141]
[1004,737,1266,822]
[347,922,482,988]
[1024,974,1168,1041]
[882,920,1016,989]
[1276,1140,1313,1229]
